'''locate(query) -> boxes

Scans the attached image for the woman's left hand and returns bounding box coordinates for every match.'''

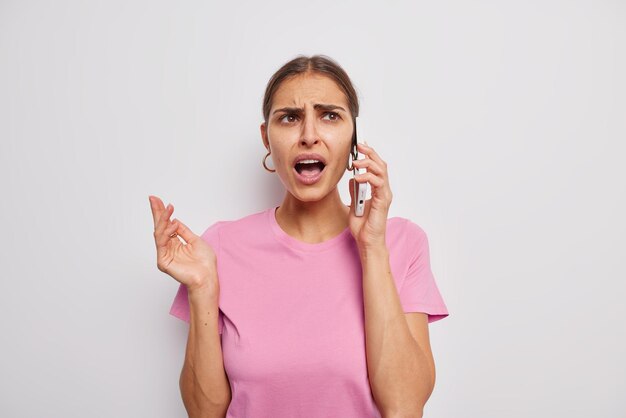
[348,142,393,251]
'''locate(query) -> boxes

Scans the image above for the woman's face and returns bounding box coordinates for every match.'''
[261,72,353,202]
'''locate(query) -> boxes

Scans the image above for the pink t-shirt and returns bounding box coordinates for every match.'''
[170,206,449,417]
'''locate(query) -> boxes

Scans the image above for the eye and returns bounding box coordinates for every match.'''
[323,111,341,121]
[279,113,299,123]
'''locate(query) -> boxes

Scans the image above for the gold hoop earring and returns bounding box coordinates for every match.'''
[263,151,276,173]
[346,149,355,171]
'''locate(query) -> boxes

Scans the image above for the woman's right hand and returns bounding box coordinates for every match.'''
[149,195,219,294]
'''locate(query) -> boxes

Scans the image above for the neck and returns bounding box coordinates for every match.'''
[275,188,350,244]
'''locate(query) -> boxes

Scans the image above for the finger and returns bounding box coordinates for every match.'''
[165,219,179,235]
[150,196,168,229]
[172,218,198,245]
[155,203,174,235]
[155,220,180,257]
[155,204,175,248]
[357,142,387,170]
[154,204,173,245]
[162,219,179,240]
[355,171,392,202]
[163,221,183,250]
[352,158,384,177]
[149,196,158,224]
[149,195,165,228]
[355,171,384,188]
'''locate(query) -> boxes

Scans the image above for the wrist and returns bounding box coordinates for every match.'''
[187,277,219,299]
[187,284,220,315]
[358,243,389,260]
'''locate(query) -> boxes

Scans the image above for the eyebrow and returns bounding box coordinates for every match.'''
[272,103,346,115]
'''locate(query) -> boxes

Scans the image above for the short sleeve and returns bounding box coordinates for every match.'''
[399,220,450,324]
[169,221,224,334]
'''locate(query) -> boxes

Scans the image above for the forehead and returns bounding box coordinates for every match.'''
[272,73,349,108]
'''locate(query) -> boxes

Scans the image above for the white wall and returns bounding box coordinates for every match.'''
[1,0,624,416]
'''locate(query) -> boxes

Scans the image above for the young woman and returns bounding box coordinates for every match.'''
[149,54,449,418]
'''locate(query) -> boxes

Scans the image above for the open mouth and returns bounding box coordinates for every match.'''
[294,161,326,177]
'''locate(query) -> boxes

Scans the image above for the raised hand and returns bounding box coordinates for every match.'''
[149,195,219,294]
[348,142,393,251]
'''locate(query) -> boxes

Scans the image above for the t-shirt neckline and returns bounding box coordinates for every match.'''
[267,206,353,252]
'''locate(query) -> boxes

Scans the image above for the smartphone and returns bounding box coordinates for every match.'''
[352,116,368,216]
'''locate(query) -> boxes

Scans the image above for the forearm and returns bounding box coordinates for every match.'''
[180,284,231,418]
[360,245,433,418]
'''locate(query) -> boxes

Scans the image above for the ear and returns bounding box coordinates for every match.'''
[260,122,270,151]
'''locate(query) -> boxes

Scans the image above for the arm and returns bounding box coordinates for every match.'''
[180,284,231,418]
[360,245,435,418]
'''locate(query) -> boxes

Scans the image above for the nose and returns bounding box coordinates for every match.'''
[300,114,319,147]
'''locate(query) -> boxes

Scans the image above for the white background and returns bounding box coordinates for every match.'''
[1,0,624,417]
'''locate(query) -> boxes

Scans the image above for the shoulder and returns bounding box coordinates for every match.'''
[386,216,428,245]
[200,207,269,239]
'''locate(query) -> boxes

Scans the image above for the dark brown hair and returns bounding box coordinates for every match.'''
[261,54,360,126]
